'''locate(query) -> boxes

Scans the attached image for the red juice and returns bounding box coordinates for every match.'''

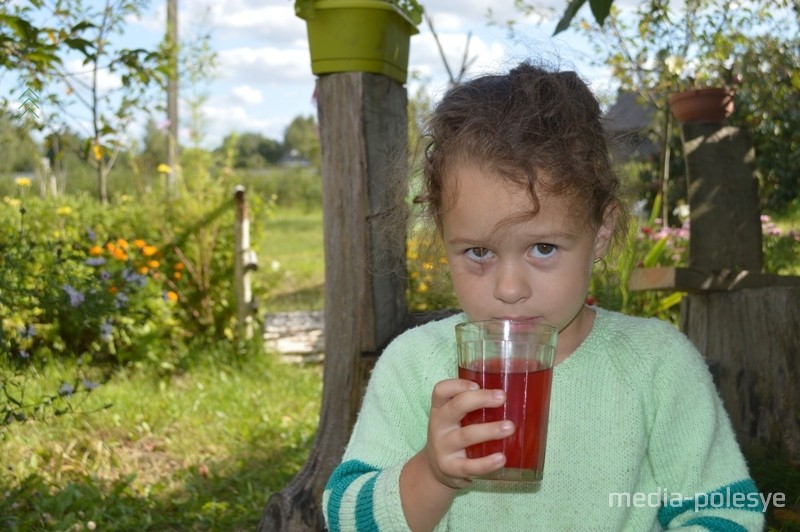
[459,358,553,471]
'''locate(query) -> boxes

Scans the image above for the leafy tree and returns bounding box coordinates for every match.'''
[283,115,320,167]
[0,111,41,175]
[1,0,166,204]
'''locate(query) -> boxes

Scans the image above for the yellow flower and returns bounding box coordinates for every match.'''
[142,245,158,257]
[56,206,72,216]
[134,239,146,248]
[417,282,429,293]
[406,250,418,260]
[4,197,21,207]
[89,245,103,256]
[14,177,32,187]
[157,163,171,174]
[165,290,178,302]
[422,262,434,271]
[438,257,448,265]
[410,271,419,279]
[148,260,160,269]
[92,143,103,161]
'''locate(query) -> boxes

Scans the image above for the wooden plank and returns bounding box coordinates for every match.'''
[629,266,800,293]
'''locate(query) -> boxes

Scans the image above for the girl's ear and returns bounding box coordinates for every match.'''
[593,204,618,260]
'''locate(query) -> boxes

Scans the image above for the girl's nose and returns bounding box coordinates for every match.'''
[493,261,532,304]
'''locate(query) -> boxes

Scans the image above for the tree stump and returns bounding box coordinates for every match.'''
[681,287,800,461]
[257,72,409,531]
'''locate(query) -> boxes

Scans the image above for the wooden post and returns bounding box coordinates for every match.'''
[682,124,762,271]
[630,122,800,461]
[234,185,257,340]
[257,72,409,531]
[680,286,800,459]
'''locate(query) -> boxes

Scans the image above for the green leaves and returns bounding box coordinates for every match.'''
[553,0,613,35]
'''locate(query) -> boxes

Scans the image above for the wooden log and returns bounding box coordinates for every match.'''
[257,72,409,531]
[680,286,800,461]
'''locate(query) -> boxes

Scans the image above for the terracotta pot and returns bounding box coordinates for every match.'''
[668,87,735,124]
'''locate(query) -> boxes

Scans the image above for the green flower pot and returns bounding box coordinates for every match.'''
[298,0,419,84]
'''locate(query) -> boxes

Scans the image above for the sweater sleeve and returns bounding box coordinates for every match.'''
[322,321,454,532]
[644,322,765,531]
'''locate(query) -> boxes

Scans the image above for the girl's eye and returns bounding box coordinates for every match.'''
[465,247,494,262]
[530,243,557,259]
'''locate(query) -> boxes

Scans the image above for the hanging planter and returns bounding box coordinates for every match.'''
[668,87,735,125]
[296,0,421,84]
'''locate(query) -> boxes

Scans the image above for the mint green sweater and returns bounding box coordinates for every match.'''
[323,308,764,531]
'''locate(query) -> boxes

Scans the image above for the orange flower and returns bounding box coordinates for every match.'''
[165,290,178,302]
[134,239,146,248]
[116,238,129,250]
[142,245,158,257]
[88,245,103,256]
[139,266,149,275]
[173,271,182,280]
[108,285,119,295]
[112,248,128,261]
[174,262,185,271]
[106,242,116,252]
[148,260,160,269]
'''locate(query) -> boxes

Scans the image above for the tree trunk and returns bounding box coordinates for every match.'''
[681,287,800,461]
[257,72,409,531]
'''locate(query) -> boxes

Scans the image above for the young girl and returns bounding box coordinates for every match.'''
[322,62,764,531]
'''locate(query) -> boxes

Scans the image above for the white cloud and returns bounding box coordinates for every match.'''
[218,46,314,85]
[232,84,263,105]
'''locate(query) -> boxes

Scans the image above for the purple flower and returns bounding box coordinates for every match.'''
[100,320,113,342]
[58,383,75,396]
[86,257,107,266]
[86,228,97,242]
[63,285,85,307]
[82,380,100,391]
[115,292,129,309]
[19,350,30,359]
[18,324,36,339]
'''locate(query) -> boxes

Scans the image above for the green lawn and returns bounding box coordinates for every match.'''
[0,349,322,531]
[257,206,325,312]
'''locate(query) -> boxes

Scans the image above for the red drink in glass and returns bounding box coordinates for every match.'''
[459,358,553,472]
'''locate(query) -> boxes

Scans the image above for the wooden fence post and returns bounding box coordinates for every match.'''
[234,185,257,340]
[257,72,409,531]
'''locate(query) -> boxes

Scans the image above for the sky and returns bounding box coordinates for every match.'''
[5,0,620,150]
[135,0,622,149]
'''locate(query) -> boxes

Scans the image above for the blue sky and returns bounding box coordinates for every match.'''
[5,0,619,150]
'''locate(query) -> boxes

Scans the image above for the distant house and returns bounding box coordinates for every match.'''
[277,148,311,168]
[603,91,660,162]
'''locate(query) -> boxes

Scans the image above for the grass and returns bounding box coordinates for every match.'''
[0,349,322,531]
[258,206,324,312]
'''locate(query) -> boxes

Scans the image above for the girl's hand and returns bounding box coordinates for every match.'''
[424,378,515,489]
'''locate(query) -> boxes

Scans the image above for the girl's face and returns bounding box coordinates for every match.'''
[440,161,614,362]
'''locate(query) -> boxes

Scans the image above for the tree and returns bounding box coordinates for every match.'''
[283,115,320,167]
[0,111,41,175]
[1,0,166,204]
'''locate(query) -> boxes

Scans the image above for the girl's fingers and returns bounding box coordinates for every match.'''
[431,380,506,421]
